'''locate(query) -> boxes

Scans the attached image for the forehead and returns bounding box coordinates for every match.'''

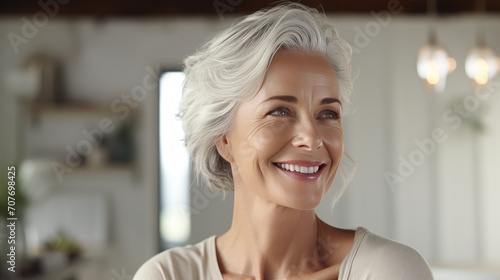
[260,49,339,96]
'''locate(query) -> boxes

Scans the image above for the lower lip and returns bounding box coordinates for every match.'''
[275,164,325,181]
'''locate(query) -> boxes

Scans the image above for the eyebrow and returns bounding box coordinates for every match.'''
[262,95,342,106]
[320,97,342,105]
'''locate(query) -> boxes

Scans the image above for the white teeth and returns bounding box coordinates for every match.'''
[276,163,320,174]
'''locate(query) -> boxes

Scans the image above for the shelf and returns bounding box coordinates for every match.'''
[28,103,116,116]
[19,261,79,280]
[24,101,139,188]
[72,163,135,172]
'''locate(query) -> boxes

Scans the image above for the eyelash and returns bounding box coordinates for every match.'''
[269,107,292,117]
[319,111,340,120]
[268,107,340,120]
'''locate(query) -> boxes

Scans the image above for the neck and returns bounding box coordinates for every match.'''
[217,185,332,279]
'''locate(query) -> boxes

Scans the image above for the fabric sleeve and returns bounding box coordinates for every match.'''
[132,239,213,280]
[133,257,171,280]
[346,230,434,280]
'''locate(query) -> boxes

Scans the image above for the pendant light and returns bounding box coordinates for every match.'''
[416,0,456,93]
[465,0,499,86]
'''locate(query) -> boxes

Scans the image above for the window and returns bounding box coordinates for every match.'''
[158,71,190,250]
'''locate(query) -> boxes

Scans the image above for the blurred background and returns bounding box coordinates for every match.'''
[0,0,499,279]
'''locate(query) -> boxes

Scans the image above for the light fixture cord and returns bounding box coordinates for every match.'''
[428,0,438,44]
[475,0,486,46]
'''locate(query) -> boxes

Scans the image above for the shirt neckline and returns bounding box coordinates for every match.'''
[206,227,368,279]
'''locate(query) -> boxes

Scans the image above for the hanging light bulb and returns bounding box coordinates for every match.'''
[417,43,456,92]
[465,0,499,86]
[416,0,455,93]
[465,46,498,85]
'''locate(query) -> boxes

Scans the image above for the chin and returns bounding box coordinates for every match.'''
[275,192,325,211]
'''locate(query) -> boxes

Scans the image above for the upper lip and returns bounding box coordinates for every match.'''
[273,160,325,167]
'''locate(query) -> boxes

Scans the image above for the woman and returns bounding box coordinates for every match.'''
[135,3,434,280]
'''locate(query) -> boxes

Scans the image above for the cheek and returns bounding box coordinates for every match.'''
[236,121,290,159]
[322,127,344,161]
[229,122,290,184]
[322,128,343,192]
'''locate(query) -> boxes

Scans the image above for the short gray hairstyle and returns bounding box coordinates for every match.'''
[179,2,356,206]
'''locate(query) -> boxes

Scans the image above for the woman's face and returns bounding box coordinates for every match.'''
[217,49,344,210]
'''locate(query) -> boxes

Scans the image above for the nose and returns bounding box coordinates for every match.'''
[291,117,323,151]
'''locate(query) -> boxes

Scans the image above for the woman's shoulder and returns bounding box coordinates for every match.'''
[340,227,434,280]
[133,236,218,280]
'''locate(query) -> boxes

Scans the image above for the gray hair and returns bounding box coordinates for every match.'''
[179,2,356,206]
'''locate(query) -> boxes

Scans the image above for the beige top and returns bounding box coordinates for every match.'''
[133,227,434,279]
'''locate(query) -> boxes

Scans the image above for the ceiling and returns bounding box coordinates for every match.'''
[1,0,500,17]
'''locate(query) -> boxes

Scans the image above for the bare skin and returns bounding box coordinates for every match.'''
[215,49,355,280]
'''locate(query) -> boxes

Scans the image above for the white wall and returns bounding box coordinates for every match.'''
[1,13,500,276]
[0,16,234,277]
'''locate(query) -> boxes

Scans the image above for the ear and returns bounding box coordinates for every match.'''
[216,135,234,163]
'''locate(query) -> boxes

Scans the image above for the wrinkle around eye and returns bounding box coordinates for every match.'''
[321,122,343,131]
[246,118,289,141]
[317,113,342,126]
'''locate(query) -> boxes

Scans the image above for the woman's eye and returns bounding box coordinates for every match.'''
[269,108,291,117]
[319,111,340,119]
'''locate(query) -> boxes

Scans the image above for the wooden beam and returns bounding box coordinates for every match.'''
[0,0,499,17]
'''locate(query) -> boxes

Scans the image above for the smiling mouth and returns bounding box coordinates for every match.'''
[274,163,324,174]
